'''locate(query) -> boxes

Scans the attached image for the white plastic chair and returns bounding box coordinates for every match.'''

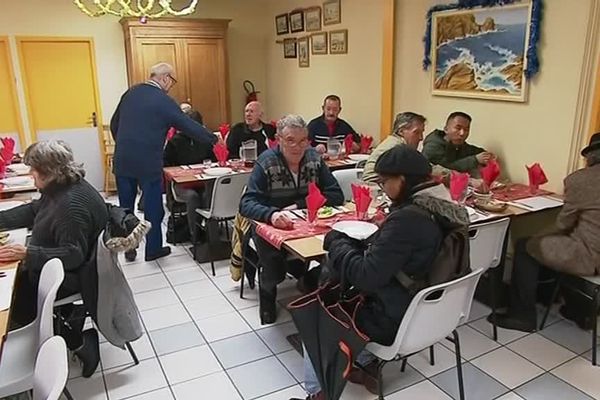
[332,168,364,201]
[0,259,72,399]
[33,336,68,400]
[195,173,250,275]
[365,268,485,400]
[468,217,510,340]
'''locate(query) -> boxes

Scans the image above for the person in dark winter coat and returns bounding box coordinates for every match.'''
[292,145,469,400]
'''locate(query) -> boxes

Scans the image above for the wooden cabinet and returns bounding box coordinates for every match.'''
[121,18,230,131]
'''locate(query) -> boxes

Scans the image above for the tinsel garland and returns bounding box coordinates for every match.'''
[422,0,543,78]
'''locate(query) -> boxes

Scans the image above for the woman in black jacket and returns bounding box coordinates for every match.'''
[293,145,469,400]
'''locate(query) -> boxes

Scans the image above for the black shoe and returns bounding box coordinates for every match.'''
[260,288,277,325]
[145,246,171,261]
[125,249,137,262]
[559,305,593,330]
[75,329,100,378]
[487,313,536,333]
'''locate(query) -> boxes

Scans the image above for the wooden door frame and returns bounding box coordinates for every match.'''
[15,36,106,169]
[0,36,27,149]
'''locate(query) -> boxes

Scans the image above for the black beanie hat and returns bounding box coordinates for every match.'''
[374,145,432,178]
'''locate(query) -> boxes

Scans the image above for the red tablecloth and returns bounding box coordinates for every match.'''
[492,183,553,202]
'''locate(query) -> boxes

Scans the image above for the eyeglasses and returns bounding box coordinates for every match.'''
[281,137,309,147]
[167,74,177,84]
[376,177,390,189]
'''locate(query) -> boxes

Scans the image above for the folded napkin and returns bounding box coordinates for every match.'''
[1,137,15,164]
[0,162,6,179]
[527,163,548,191]
[213,143,229,165]
[343,134,354,156]
[306,182,327,223]
[360,135,373,153]
[351,183,372,219]
[268,138,279,149]
[166,127,177,142]
[218,123,230,141]
[449,171,470,202]
[480,159,500,189]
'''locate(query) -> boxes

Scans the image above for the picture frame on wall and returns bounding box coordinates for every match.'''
[290,10,305,33]
[323,0,341,26]
[297,37,310,67]
[329,29,348,54]
[283,38,297,58]
[275,13,289,35]
[305,7,322,32]
[311,32,327,55]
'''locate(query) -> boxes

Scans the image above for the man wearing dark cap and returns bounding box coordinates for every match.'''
[291,145,469,399]
[492,132,600,332]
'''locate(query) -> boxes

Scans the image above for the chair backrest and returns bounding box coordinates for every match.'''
[332,168,364,201]
[469,217,510,272]
[36,259,65,346]
[209,173,251,219]
[32,336,68,400]
[368,268,484,360]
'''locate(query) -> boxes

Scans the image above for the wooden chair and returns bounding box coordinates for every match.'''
[103,125,117,193]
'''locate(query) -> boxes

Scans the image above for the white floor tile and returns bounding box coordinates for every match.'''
[440,325,500,360]
[158,254,198,272]
[159,345,222,385]
[141,303,191,331]
[173,279,221,301]
[185,294,235,321]
[199,259,231,277]
[386,380,452,400]
[104,358,168,400]
[277,349,305,382]
[134,287,180,311]
[552,356,600,399]
[408,343,461,378]
[100,334,155,370]
[149,322,205,356]
[195,312,252,342]
[239,305,292,330]
[468,317,529,345]
[164,266,208,286]
[65,372,107,400]
[227,356,296,399]
[471,347,543,389]
[466,300,492,323]
[223,287,259,310]
[211,332,272,369]
[256,322,298,354]
[254,384,307,400]
[126,388,174,400]
[507,334,577,370]
[122,261,161,279]
[494,393,525,400]
[129,273,169,294]
[211,274,244,293]
[172,371,241,400]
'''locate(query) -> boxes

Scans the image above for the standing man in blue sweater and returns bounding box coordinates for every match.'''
[111,62,220,262]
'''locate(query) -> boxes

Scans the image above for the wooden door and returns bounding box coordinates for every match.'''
[137,38,187,104]
[17,37,105,189]
[184,38,229,131]
[0,37,25,152]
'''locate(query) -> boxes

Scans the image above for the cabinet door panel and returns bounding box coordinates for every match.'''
[137,39,186,104]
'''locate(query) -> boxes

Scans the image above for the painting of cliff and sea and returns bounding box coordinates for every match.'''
[431,3,531,102]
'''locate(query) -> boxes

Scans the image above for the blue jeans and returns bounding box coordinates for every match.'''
[303,345,376,395]
[116,175,164,255]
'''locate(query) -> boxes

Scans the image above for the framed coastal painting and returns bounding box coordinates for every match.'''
[283,38,297,58]
[329,29,348,54]
[305,7,322,32]
[431,2,532,102]
[290,10,305,33]
[311,32,328,55]
[298,37,310,67]
[323,0,341,25]
[275,13,289,35]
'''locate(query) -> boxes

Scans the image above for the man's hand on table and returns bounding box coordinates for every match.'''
[476,152,495,165]
[270,212,294,230]
[0,244,26,262]
[315,144,327,154]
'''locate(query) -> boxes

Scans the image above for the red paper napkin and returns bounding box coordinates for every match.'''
[166,127,176,142]
[213,143,229,165]
[306,182,327,223]
[480,159,500,188]
[343,134,354,156]
[1,137,15,165]
[449,171,470,202]
[218,123,230,141]
[268,138,279,149]
[360,135,373,153]
[270,120,278,129]
[351,183,372,218]
[526,163,548,191]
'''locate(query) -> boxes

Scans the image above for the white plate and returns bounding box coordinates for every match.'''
[0,176,34,186]
[332,220,378,240]
[204,167,232,176]
[0,201,25,211]
[348,154,370,162]
[6,163,29,173]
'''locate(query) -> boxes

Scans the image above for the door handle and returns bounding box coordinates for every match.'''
[88,112,98,127]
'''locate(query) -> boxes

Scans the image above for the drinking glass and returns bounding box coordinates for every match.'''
[202,159,212,168]
[327,139,341,160]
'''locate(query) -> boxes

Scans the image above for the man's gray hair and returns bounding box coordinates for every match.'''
[24,140,85,185]
[149,62,173,78]
[585,147,600,167]
[276,114,307,134]
[391,112,427,136]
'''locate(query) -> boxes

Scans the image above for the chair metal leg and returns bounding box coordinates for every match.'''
[63,387,75,400]
[240,261,246,299]
[452,330,465,400]
[592,287,600,366]
[489,269,498,341]
[125,342,140,365]
[206,219,215,276]
[377,360,386,400]
[400,357,408,372]
[429,345,435,366]
[540,278,561,330]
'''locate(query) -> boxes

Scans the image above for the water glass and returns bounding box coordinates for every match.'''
[327,139,341,160]
[202,159,212,168]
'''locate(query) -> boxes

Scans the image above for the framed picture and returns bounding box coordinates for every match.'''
[431,3,531,102]
[297,37,310,67]
[290,10,305,33]
[329,29,348,54]
[283,38,297,58]
[323,0,341,25]
[305,7,322,32]
[275,13,289,35]
[311,32,327,55]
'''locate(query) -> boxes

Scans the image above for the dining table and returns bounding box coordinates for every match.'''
[163,162,253,184]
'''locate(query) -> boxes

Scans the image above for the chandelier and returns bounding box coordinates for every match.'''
[73,0,199,21]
